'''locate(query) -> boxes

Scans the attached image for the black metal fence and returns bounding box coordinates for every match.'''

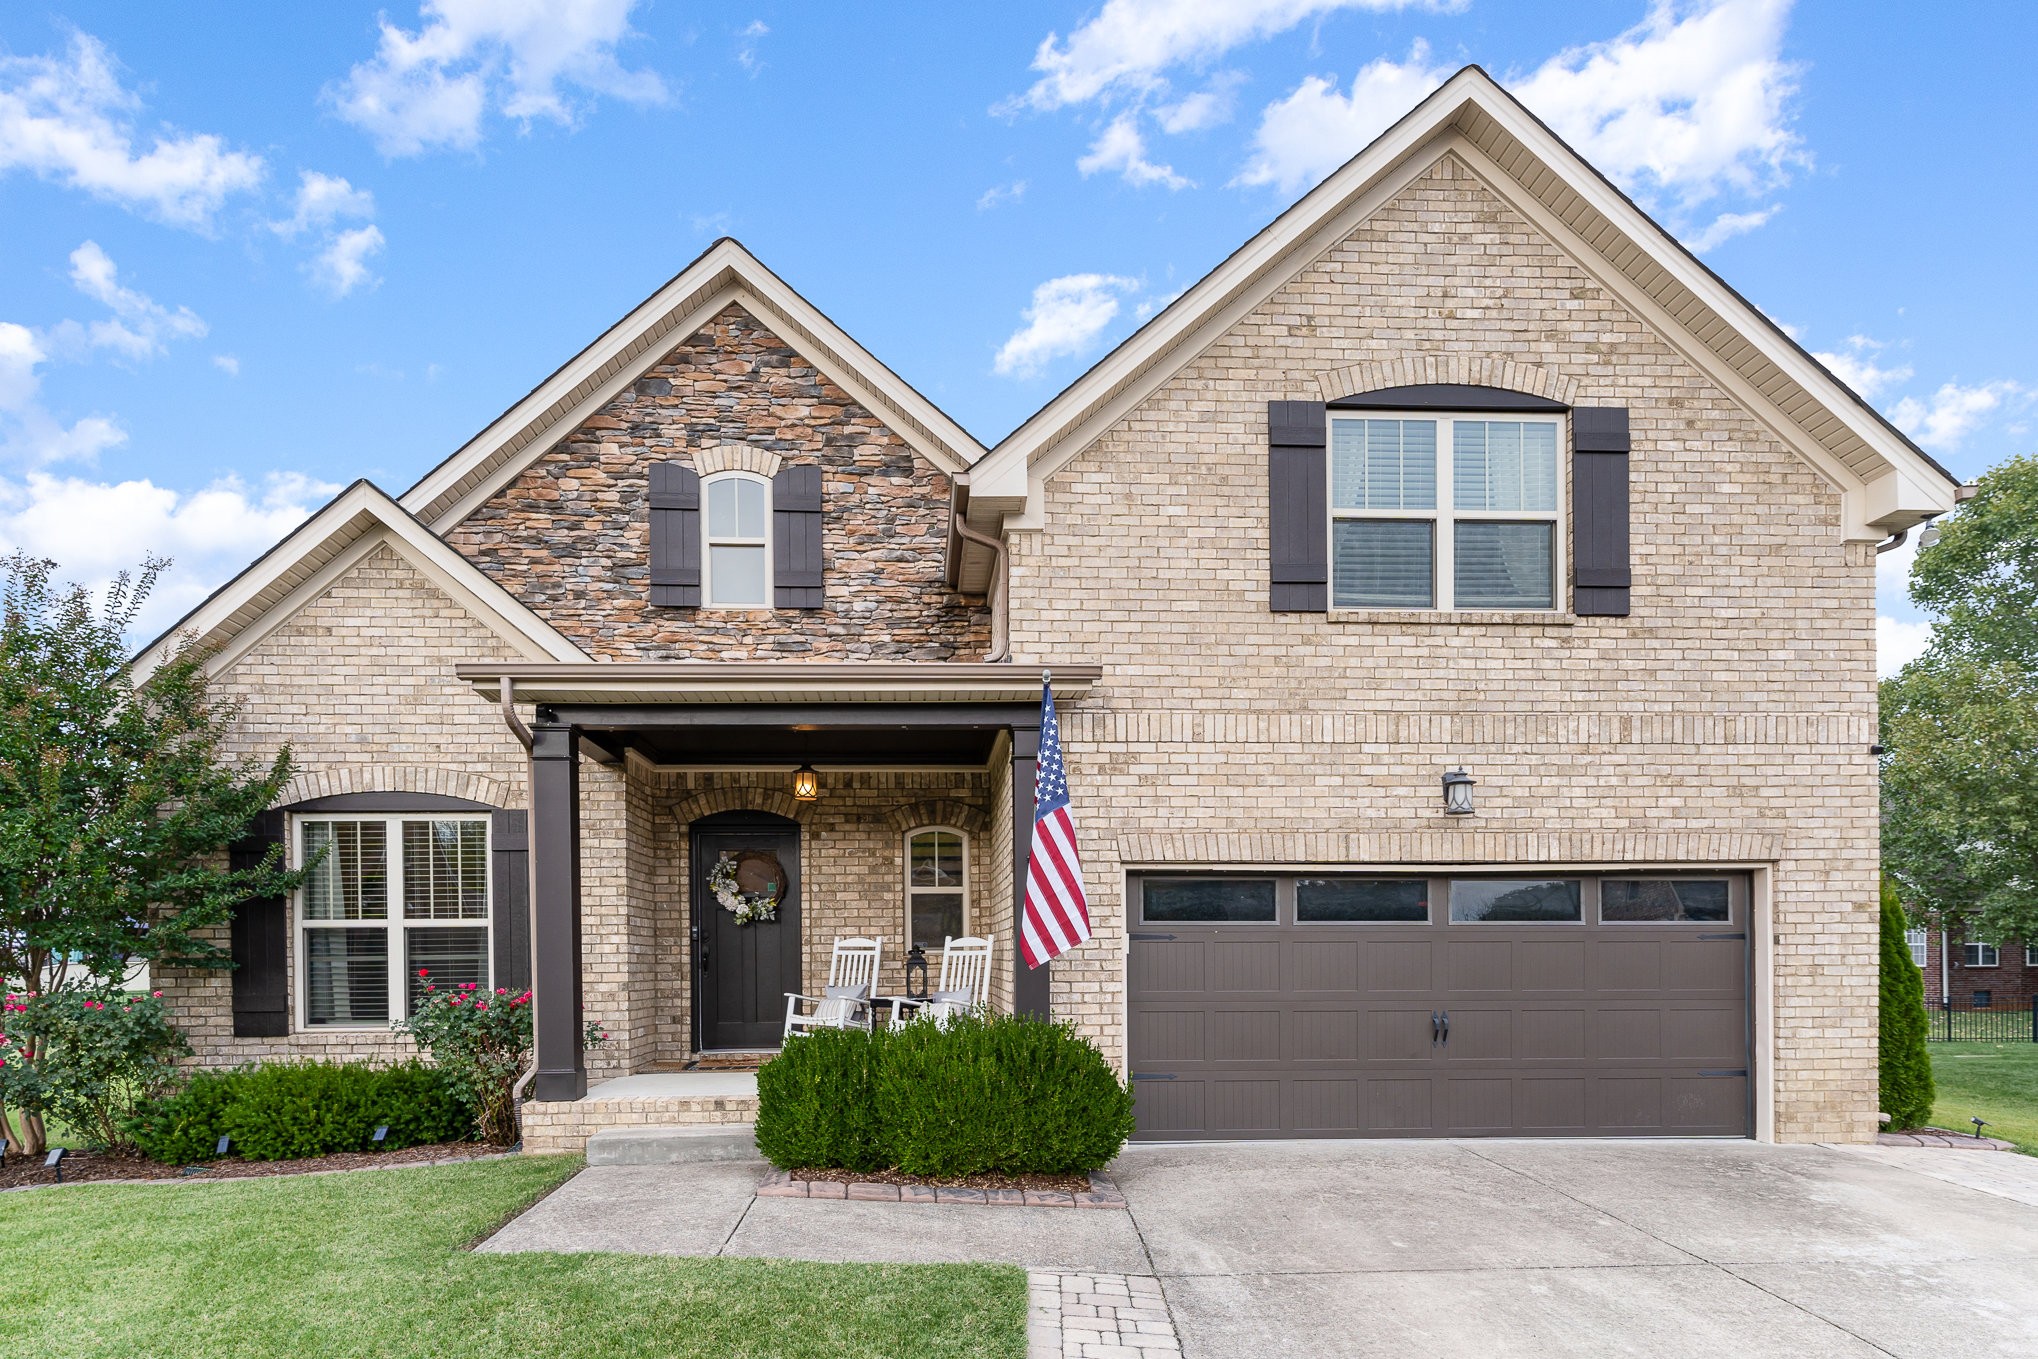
[1926,997,2038,1042]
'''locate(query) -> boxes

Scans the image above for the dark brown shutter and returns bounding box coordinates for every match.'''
[490,808,530,993]
[1572,406,1632,617]
[773,463,825,609]
[648,462,701,607]
[229,809,288,1038]
[1268,400,1329,611]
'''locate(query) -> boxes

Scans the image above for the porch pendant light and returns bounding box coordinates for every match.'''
[791,764,820,802]
[1441,767,1476,816]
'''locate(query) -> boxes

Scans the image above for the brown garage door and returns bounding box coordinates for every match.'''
[1127,872,1750,1139]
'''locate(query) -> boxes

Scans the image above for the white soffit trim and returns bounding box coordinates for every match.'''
[130,481,585,685]
[973,65,1959,538]
[401,238,984,531]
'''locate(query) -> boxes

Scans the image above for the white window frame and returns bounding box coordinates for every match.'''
[1963,941,1999,968]
[1325,410,1566,613]
[2025,943,2038,968]
[1906,927,1929,969]
[701,470,772,608]
[904,826,969,951]
[295,813,492,1030]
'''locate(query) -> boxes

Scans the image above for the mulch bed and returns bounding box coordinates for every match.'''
[760,1168,1125,1208]
[0,1141,504,1191]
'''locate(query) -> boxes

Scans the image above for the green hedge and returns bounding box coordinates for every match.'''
[755,1015,1135,1176]
[126,1060,469,1164]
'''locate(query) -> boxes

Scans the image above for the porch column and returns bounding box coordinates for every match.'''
[1011,721,1049,1018]
[529,717,586,1101]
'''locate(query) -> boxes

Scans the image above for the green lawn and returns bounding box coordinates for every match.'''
[1930,1042,2038,1153]
[0,1156,1025,1359]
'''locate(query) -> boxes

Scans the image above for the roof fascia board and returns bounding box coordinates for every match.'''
[1456,92,1958,513]
[406,241,982,532]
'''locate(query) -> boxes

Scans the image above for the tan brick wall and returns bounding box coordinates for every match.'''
[1009,153,1880,1143]
[444,303,990,661]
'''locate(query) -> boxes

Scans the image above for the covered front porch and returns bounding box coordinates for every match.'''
[460,663,1100,1126]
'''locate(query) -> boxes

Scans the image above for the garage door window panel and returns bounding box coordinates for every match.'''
[1449,879,1582,923]
[1296,878,1429,922]
[1601,879,1731,923]
[1141,878,1276,923]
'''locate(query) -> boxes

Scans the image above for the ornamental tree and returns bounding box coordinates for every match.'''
[0,554,301,1154]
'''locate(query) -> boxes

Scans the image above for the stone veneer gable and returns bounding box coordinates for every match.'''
[445,303,990,660]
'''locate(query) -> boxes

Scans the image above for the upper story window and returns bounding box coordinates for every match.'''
[1963,941,1999,968]
[1907,927,1929,969]
[703,471,770,607]
[1328,413,1562,611]
[905,827,968,950]
[298,814,491,1027]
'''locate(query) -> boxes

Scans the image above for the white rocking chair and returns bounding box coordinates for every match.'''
[783,937,882,1040]
[911,936,994,1028]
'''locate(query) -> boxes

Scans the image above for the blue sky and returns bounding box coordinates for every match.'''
[0,1,2029,664]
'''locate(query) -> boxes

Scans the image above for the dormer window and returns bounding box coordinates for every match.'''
[703,471,770,607]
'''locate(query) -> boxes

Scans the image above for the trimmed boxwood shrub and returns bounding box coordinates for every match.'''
[1879,876,1935,1130]
[126,1060,468,1163]
[755,1014,1135,1176]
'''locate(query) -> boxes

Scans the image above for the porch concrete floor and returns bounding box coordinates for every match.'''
[481,1138,2038,1357]
[583,1072,759,1099]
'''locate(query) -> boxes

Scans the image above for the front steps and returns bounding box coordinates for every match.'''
[586,1125,761,1165]
[520,1072,760,1155]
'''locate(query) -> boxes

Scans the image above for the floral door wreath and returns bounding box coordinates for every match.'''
[710,849,787,925]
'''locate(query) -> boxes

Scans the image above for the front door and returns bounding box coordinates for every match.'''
[691,812,802,1050]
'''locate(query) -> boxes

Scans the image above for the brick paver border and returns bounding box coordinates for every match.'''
[755,1170,1126,1208]
[1028,1271,1180,1358]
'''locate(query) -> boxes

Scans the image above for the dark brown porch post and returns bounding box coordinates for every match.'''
[1011,720,1048,1018]
[529,717,586,1101]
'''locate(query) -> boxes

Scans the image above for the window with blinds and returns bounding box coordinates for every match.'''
[1328,413,1562,611]
[906,827,968,951]
[298,815,491,1028]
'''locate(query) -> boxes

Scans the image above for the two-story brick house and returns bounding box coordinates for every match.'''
[142,69,1958,1149]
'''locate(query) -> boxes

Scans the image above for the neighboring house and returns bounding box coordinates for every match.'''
[1914,929,2038,1012]
[141,68,1958,1149]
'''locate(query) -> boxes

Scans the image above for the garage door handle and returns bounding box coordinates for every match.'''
[1130,933,1177,941]
[1130,1072,1176,1081]
[1439,1010,1449,1045]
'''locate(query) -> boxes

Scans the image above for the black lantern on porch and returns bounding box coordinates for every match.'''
[904,945,929,1001]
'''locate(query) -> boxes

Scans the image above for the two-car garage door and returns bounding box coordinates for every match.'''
[1127,872,1750,1140]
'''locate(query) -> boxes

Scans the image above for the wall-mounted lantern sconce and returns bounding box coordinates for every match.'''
[1441,768,1476,816]
[791,764,820,802]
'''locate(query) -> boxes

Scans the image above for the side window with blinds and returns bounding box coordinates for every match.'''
[1325,411,1562,612]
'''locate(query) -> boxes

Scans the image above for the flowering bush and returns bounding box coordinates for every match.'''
[0,986,189,1153]
[397,970,606,1145]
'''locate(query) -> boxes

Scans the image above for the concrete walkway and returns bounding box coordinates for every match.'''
[482,1139,2038,1357]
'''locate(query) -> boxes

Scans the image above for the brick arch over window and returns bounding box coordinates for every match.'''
[1312,356,1580,407]
[883,799,990,835]
[691,443,785,479]
[276,765,515,810]
[671,787,812,825]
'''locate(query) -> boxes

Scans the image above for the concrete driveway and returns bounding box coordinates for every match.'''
[484,1139,2038,1357]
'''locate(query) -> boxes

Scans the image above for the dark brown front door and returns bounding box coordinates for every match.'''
[692,812,802,1051]
[1128,872,1750,1139]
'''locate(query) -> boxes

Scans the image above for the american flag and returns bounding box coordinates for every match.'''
[1021,672,1091,968]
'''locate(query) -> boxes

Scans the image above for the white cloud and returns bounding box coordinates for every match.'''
[1235,42,1451,192]
[1890,380,2022,451]
[977,179,1027,210]
[1684,205,1778,252]
[329,0,667,157]
[0,470,338,642]
[0,31,264,228]
[1156,72,1246,133]
[1810,333,1912,402]
[0,320,125,467]
[311,225,388,298]
[271,170,376,236]
[1512,0,1804,214]
[1012,0,1460,112]
[212,354,240,377]
[737,20,769,76]
[1078,114,1194,189]
[994,273,1140,378]
[56,241,206,361]
[1878,615,1934,677]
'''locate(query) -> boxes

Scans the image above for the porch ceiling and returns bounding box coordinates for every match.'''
[611,722,1002,767]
